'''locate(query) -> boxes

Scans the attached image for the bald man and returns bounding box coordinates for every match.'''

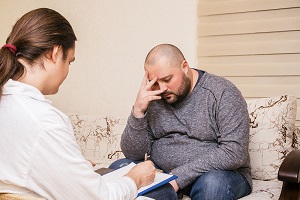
[110,44,252,200]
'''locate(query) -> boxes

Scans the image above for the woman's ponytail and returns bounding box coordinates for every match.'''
[0,8,76,99]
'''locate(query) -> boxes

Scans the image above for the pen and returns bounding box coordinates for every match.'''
[144,153,150,161]
[145,153,163,173]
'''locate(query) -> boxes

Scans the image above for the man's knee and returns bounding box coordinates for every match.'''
[190,170,249,200]
[109,158,133,169]
[190,170,235,199]
[195,170,227,191]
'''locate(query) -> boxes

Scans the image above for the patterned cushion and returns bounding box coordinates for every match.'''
[239,180,282,200]
[69,115,126,168]
[246,95,297,180]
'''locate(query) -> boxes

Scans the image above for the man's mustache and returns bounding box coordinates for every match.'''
[160,91,173,96]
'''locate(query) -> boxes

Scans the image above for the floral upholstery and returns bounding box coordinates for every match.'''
[69,115,125,168]
[239,180,282,200]
[69,95,299,200]
[246,95,297,180]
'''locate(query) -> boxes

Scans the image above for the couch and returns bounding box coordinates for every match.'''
[69,95,300,200]
[1,95,298,200]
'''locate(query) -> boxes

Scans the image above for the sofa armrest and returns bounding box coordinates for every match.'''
[278,149,300,200]
[278,149,300,183]
[0,193,45,200]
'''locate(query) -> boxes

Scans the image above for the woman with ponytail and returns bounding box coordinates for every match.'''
[0,8,155,200]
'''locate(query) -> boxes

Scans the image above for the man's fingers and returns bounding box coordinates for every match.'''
[140,71,149,88]
[148,88,166,96]
[146,95,161,101]
[144,77,158,91]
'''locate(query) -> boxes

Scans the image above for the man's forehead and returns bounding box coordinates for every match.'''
[146,64,177,80]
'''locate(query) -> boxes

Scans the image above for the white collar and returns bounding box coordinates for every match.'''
[3,79,51,103]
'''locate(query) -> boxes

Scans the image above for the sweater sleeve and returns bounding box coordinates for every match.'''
[120,110,153,160]
[172,85,250,188]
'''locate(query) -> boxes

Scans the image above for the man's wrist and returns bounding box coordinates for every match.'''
[132,106,146,118]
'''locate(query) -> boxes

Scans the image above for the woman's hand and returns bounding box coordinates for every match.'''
[125,161,156,189]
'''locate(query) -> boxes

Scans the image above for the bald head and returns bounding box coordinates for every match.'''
[145,44,186,68]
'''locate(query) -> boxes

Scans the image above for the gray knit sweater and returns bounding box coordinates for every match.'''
[121,72,252,189]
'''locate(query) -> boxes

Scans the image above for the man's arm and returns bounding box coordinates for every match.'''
[120,112,153,160]
[121,71,166,160]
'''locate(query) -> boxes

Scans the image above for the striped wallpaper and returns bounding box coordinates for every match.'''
[197,0,300,128]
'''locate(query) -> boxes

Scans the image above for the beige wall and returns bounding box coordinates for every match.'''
[0,0,198,117]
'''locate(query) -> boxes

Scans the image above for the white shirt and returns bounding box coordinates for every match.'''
[0,80,137,200]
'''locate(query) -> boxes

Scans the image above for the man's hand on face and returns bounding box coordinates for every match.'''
[133,71,166,118]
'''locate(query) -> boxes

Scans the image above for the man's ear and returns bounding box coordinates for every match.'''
[46,45,60,64]
[181,60,189,74]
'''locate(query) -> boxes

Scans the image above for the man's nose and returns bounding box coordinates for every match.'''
[152,82,166,91]
[158,82,167,91]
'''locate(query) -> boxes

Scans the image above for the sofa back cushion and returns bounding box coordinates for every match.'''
[69,115,126,168]
[246,95,297,180]
[69,95,299,179]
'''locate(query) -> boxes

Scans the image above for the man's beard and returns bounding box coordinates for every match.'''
[161,73,191,105]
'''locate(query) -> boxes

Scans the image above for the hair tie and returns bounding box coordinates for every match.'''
[2,43,17,55]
